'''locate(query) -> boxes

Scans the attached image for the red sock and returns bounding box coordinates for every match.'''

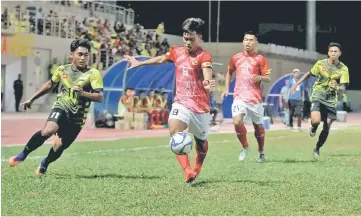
[149,111,155,126]
[176,154,190,171]
[254,127,265,152]
[164,111,169,124]
[154,111,161,125]
[234,124,249,148]
[160,110,166,124]
[194,140,208,173]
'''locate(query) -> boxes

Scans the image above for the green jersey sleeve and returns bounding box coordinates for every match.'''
[339,67,350,84]
[90,69,104,91]
[51,66,64,83]
[310,61,320,76]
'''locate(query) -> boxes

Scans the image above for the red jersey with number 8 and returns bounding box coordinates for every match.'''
[165,46,213,113]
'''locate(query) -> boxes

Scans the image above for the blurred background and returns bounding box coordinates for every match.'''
[1,0,360,130]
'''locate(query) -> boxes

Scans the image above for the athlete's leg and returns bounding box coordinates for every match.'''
[232,101,250,161]
[187,112,211,178]
[250,104,266,163]
[313,105,336,157]
[36,124,81,175]
[310,101,322,137]
[8,109,62,167]
[168,104,196,183]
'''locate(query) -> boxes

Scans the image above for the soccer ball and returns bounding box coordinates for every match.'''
[169,132,193,155]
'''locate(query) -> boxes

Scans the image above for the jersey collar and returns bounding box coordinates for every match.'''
[243,50,256,57]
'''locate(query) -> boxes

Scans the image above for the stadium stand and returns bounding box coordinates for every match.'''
[1,1,170,72]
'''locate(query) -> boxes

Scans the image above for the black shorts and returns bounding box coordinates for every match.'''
[310,101,337,121]
[47,108,81,142]
[289,100,303,117]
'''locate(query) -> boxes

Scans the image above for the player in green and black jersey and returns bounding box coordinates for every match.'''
[290,42,350,157]
[8,39,104,175]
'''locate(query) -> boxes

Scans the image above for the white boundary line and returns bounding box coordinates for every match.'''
[0,140,231,162]
[1,124,360,147]
[2,125,360,163]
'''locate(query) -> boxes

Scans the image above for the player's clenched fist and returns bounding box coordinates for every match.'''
[20,99,33,111]
[329,79,338,90]
[203,79,216,90]
[221,90,229,100]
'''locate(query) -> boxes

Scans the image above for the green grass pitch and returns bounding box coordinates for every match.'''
[2,126,361,216]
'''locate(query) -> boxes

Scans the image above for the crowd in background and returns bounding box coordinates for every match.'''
[2,4,170,71]
[118,88,170,129]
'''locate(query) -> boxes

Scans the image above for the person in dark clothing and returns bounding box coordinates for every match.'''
[13,74,23,112]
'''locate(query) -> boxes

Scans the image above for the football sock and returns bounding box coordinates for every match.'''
[20,131,48,160]
[194,139,208,172]
[311,122,319,132]
[234,124,249,148]
[42,147,65,167]
[176,154,190,171]
[316,129,329,150]
[255,127,265,153]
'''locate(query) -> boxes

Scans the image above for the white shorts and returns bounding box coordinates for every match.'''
[169,103,211,140]
[231,100,264,124]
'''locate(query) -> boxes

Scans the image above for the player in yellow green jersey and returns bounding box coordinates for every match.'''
[8,39,104,175]
[290,42,349,157]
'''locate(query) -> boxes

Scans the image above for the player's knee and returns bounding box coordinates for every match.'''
[311,121,320,127]
[194,136,208,153]
[41,128,56,138]
[233,119,244,126]
[169,128,182,136]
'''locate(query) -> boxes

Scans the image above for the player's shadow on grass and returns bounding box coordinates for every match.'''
[53,173,160,180]
[191,179,286,188]
[329,154,361,157]
[268,159,318,164]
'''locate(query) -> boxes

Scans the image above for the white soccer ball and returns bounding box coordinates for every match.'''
[169,132,193,155]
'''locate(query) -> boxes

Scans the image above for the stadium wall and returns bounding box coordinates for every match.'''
[1,32,72,112]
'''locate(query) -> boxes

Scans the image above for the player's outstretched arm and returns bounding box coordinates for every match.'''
[290,72,311,94]
[21,80,58,111]
[124,55,168,69]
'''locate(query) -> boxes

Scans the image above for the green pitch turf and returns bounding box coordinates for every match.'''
[2,125,361,216]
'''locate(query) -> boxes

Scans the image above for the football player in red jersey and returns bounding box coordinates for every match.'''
[222,31,271,163]
[124,18,216,183]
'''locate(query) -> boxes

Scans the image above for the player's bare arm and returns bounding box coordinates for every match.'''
[254,74,271,83]
[290,71,311,93]
[202,67,216,90]
[73,86,103,102]
[124,55,168,69]
[221,66,235,100]
[21,80,58,110]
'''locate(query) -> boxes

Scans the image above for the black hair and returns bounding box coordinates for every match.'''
[139,90,145,94]
[328,42,342,51]
[244,31,258,40]
[70,39,91,52]
[125,88,135,91]
[149,89,155,92]
[181,18,205,35]
[154,90,160,94]
[162,92,168,95]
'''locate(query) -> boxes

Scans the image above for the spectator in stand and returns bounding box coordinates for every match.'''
[155,21,164,41]
[159,92,169,125]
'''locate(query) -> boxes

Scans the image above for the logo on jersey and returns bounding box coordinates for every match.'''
[191,59,198,65]
[202,62,213,68]
[251,61,257,65]
[62,72,68,79]
[321,66,327,72]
